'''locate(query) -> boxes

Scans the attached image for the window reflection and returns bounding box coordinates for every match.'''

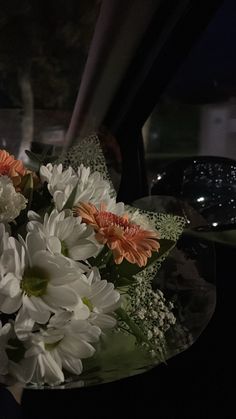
[144,0,236,183]
[0,0,100,161]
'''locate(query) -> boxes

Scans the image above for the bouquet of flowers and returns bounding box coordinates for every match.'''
[0,135,186,387]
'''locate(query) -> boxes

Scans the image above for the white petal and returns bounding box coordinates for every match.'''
[56,217,75,241]
[27,211,42,222]
[39,164,53,184]
[53,191,66,211]
[69,242,98,261]
[0,294,22,314]
[43,285,78,309]
[48,311,72,328]
[62,357,82,375]
[15,306,35,340]
[26,233,46,260]
[0,273,20,297]
[59,338,95,359]
[73,302,90,320]
[34,352,64,385]
[48,236,61,254]
[90,313,117,329]
[71,321,101,342]
[23,295,51,324]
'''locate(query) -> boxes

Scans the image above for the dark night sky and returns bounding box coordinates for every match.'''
[168,0,236,102]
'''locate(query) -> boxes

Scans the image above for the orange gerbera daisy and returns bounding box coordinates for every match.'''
[0,150,27,188]
[74,202,160,267]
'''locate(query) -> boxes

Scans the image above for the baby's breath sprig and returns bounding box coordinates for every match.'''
[118,276,176,360]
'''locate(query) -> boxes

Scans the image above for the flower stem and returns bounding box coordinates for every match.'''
[92,246,113,268]
[116,307,167,363]
[116,307,149,344]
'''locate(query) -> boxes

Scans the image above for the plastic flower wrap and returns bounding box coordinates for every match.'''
[0,136,194,388]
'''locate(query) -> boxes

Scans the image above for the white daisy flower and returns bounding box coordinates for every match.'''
[0,321,26,385]
[39,163,76,197]
[0,176,27,223]
[72,268,120,329]
[40,163,113,211]
[22,341,65,385]
[0,321,12,376]
[0,233,83,325]
[27,209,101,261]
[128,208,154,230]
[21,312,100,385]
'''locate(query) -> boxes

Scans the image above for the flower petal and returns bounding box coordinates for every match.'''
[23,295,51,324]
[47,236,61,254]
[0,293,22,314]
[69,242,98,261]
[15,306,35,340]
[43,285,78,310]
[62,357,82,375]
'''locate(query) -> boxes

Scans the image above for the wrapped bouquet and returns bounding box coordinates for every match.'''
[0,135,186,387]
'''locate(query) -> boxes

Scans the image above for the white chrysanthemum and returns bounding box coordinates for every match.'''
[72,268,121,329]
[128,208,153,230]
[27,209,101,261]
[40,163,114,211]
[0,321,12,376]
[22,341,65,385]
[0,232,86,325]
[0,176,27,223]
[40,163,76,197]
[19,312,100,385]
[0,321,29,385]
[102,197,125,216]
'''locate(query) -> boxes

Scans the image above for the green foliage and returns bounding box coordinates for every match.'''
[62,182,78,210]
[82,331,156,384]
[116,307,149,344]
[25,146,57,171]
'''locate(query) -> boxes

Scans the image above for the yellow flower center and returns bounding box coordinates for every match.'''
[61,240,69,257]
[21,266,49,297]
[82,297,93,311]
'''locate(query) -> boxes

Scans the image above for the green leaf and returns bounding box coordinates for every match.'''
[21,173,34,208]
[90,246,112,268]
[25,150,41,162]
[11,174,34,233]
[25,146,54,168]
[114,276,137,287]
[116,307,150,344]
[115,238,175,277]
[62,182,78,210]
[20,173,33,195]
[81,331,156,384]
[115,308,167,363]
